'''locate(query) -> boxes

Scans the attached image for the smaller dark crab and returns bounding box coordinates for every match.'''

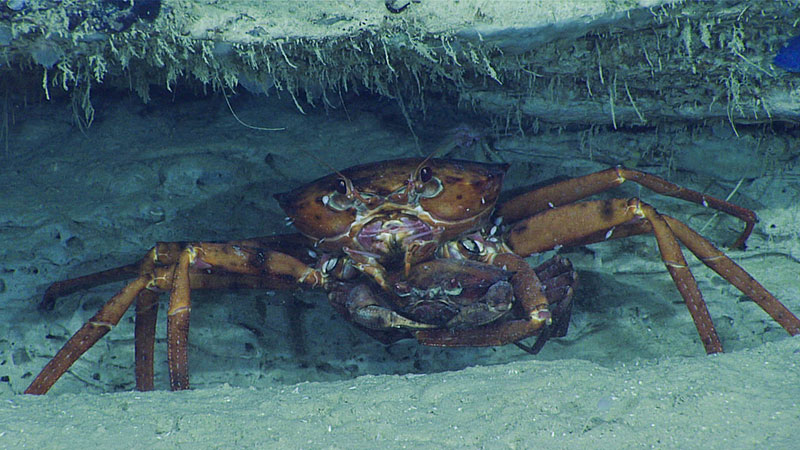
[328,255,576,355]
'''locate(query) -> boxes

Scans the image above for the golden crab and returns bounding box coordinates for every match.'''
[25,158,800,394]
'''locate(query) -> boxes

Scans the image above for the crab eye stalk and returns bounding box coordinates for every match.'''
[334,178,348,195]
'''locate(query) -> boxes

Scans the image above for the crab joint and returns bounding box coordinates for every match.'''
[614,166,627,184]
[299,268,326,288]
[627,198,646,218]
[533,308,552,326]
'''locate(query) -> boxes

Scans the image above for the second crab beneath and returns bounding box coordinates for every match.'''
[328,256,576,354]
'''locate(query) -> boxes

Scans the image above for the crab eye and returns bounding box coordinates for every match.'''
[419,166,433,183]
[415,167,442,199]
[443,279,463,296]
[334,179,348,195]
[394,282,411,296]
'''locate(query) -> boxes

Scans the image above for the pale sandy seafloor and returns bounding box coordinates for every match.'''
[2,340,798,448]
[0,89,798,449]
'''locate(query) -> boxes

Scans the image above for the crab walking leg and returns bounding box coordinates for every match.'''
[166,248,193,391]
[505,199,644,255]
[528,213,800,338]
[414,253,554,347]
[640,203,722,353]
[134,289,159,392]
[663,216,800,335]
[497,167,756,249]
[24,275,152,395]
[28,242,325,394]
[506,198,723,353]
[37,234,315,313]
[26,250,161,395]
[40,263,140,310]
[133,266,330,392]
[190,243,327,287]
[162,243,326,390]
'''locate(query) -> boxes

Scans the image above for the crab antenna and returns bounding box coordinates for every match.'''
[218,77,369,205]
[294,147,372,205]
[415,145,442,175]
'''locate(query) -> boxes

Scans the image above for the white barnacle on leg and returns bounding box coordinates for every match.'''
[232,245,245,258]
[322,257,338,274]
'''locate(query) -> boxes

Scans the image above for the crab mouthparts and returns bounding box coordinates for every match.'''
[357,217,434,254]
